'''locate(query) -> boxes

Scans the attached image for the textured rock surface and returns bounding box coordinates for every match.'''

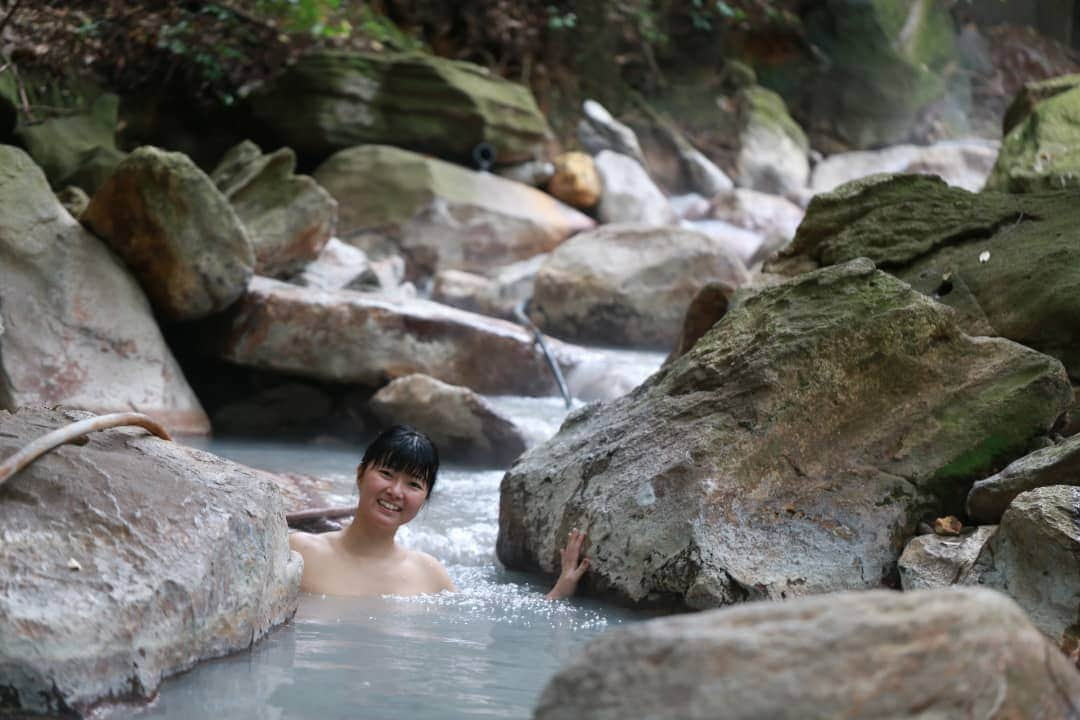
[0,407,301,716]
[707,187,804,262]
[546,151,601,210]
[594,151,677,226]
[535,588,1080,720]
[898,526,996,590]
[810,139,1000,194]
[313,145,593,278]
[733,86,809,195]
[681,219,768,269]
[986,83,1080,193]
[577,99,648,168]
[499,260,1071,609]
[369,374,527,467]
[1001,73,1080,136]
[529,224,749,348]
[788,174,1080,380]
[219,277,586,397]
[0,145,208,434]
[83,146,254,322]
[292,237,379,292]
[211,140,337,278]
[967,432,1080,522]
[250,51,550,165]
[972,485,1080,653]
[431,255,545,321]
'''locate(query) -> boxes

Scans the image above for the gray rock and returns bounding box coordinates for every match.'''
[369,374,528,467]
[971,485,1080,653]
[706,187,804,264]
[534,588,1080,720]
[734,86,809,196]
[577,99,648,168]
[680,219,767,269]
[898,526,996,590]
[682,146,734,197]
[313,145,593,279]
[967,432,1080,523]
[431,255,546,320]
[498,260,1072,609]
[292,238,380,292]
[83,146,254,322]
[668,193,711,220]
[55,185,90,220]
[0,406,301,716]
[530,223,749,349]
[494,160,555,187]
[810,139,1000,194]
[594,151,677,226]
[0,145,209,434]
[211,140,337,279]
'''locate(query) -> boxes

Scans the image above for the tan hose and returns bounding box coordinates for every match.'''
[0,412,172,487]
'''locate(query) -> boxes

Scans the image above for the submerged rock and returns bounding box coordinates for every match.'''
[967,432,1080,522]
[0,145,208,434]
[313,145,593,278]
[535,588,1080,720]
[211,140,337,279]
[369,374,527,467]
[897,526,996,590]
[498,259,1071,609]
[986,82,1080,193]
[529,223,749,349]
[83,146,254,322]
[250,50,551,165]
[0,406,301,716]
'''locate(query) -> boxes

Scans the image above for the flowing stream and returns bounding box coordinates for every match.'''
[125,350,665,720]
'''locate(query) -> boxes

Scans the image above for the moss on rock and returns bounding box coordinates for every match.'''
[986,84,1080,193]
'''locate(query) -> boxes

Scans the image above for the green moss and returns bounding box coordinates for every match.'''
[739,86,808,149]
[986,85,1080,193]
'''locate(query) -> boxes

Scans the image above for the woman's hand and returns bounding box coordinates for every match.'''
[545,528,590,600]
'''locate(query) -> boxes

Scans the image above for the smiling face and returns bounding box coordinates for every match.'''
[356,463,429,531]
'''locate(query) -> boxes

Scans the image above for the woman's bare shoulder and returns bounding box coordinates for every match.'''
[406,549,457,592]
[288,531,336,556]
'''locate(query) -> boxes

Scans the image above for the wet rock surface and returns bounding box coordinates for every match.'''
[0,145,208,434]
[499,259,1071,609]
[0,406,301,717]
[535,588,1080,720]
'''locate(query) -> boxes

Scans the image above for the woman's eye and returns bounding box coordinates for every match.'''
[410,482,425,490]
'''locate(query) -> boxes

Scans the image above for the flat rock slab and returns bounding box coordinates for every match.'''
[967,432,1080,522]
[218,277,585,397]
[535,588,1080,720]
[0,145,208,434]
[499,259,1071,609]
[0,407,301,717]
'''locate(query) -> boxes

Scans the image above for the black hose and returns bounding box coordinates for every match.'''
[514,299,572,409]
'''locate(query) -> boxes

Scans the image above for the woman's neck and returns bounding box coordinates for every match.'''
[338,516,399,558]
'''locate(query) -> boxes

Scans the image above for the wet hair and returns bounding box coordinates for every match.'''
[359,425,440,496]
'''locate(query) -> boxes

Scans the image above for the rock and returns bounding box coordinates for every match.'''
[0,406,301,716]
[666,280,736,362]
[932,515,963,535]
[898,526,996,590]
[369,374,527,467]
[707,187,804,256]
[967,432,1080,523]
[682,145,734,197]
[292,238,380,292]
[219,277,586,397]
[669,194,710,220]
[594,151,677,226]
[972,485,1080,654]
[0,145,209,434]
[534,587,1080,720]
[431,255,545,321]
[14,93,125,194]
[312,145,594,278]
[1001,73,1080,136]
[628,100,734,197]
[546,151,601,210]
[250,50,551,166]
[577,99,648,168]
[680,219,769,269]
[494,160,555,187]
[810,139,1000,194]
[498,259,1071,609]
[733,86,810,195]
[212,382,335,436]
[55,185,90,220]
[529,224,749,349]
[83,146,254,322]
[985,83,1080,193]
[788,174,1080,380]
[210,140,337,278]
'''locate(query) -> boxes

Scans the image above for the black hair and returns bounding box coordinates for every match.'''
[360,425,440,496]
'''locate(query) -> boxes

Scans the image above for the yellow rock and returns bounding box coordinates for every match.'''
[547,151,601,209]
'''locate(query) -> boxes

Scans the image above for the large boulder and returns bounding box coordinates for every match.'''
[810,139,1000,194]
[529,224,749,349]
[498,259,1071,609]
[594,151,677,226]
[218,277,586,397]
[83,146,254,322]
[967,432,1080,522]
[369,374,527,467]
[971,485,1080,654]
[250,51,551,166]
[0,145,208,434]
[985,83,1080,193]
[534,588,1080,720]
[312,145,594,278]
[0,406,301,716]
[787,174,1080,380]
[733,86,810,196]
[211,141,337,279]
[897,526,996,590]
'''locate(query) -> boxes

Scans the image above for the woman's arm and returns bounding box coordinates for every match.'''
[546,529,590,600]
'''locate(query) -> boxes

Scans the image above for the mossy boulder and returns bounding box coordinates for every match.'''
[251,51,551,166]
[985,83,1080,193]
[1001,73,1080,136]
[734,86,809,194]
[789,174,1080,380]
[498,259,1071,609]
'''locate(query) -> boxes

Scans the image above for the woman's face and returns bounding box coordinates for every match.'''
[356,463,428,530]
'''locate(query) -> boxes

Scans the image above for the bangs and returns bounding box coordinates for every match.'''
[361,425,440,492]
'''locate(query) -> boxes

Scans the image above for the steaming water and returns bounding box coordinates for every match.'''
[127,350,665,720]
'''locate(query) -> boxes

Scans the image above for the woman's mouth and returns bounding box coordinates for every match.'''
[377,499,402,512]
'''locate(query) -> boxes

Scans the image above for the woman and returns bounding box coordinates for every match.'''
[288,425,589,600]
